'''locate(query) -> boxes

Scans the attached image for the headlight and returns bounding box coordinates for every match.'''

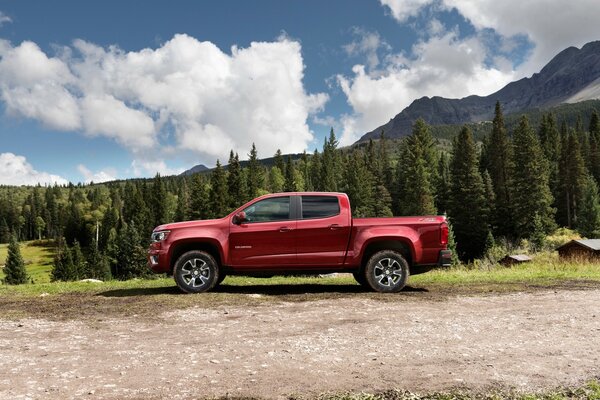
[151,230,170,242]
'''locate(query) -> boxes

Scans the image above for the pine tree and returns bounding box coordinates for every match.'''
[247,143,264,199]
[589,111,600,183]
[446,219,460,266]
[398,120,437,215]
[3,235,28,285]
[344,151,374,217]
[482,169,495,220]
[208,160,230,218]
[448,126,490,261]
[274,149,285,173]
[310,150,322,191]
[298,151,311,190]
[71,239,86,280]
[227,151,246,207]
[366,138,393,216]
[284,156,297,192]
[122,182,151,238]
[51,237,76,282]
[175,178,190,221]
[577,175,600,238]
[558,131,587,227]
[378,131,394,191]
[87,238,112,280]
[530,213,546,251]
[512,116,556,237]
[190,173,210,220]
[487,101,515,238]
[150,173,168,227]
[115,222,149,280]
[434,153,451,214]
[321,129,341,192]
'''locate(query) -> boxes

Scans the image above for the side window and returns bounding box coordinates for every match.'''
[301,196,340,219]
[243,196,291,223]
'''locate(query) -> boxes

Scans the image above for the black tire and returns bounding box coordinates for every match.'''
[353,271,368,287]
[216,273,227,286]
[364,250,409,293]
[173,250,219,293]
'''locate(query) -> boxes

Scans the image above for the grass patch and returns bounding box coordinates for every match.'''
[0,239,55,284]
[412,252,600,288]
[308,380,600,400]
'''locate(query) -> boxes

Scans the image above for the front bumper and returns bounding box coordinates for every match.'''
[147,242,170,273]
[438,249,453,267]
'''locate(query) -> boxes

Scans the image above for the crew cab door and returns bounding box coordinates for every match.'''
[295,195,351,266]
[229,195,297,267]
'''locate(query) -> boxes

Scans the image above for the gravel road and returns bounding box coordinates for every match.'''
[1,288,599,399]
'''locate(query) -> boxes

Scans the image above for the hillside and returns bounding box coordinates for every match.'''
[358,41,600,142]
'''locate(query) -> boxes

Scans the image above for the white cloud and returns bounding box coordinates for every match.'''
[0,153,68,186]
[381,0,600,75]
[77,164,117,183]
[337,32,515,145]
[0,11,11,27]
[343,28,391,72]
[379,0,433,22]
[0,34,328,163]
[130,160,186,177]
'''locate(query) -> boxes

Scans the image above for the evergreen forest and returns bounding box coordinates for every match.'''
[2,102,600,281]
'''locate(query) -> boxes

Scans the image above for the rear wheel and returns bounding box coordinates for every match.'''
[364,250,409,293]
[173,251,219,293]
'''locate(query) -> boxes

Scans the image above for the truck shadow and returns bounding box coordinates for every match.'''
[98,284,428,297]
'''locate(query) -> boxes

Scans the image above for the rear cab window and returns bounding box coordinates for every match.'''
[301,196,340,219]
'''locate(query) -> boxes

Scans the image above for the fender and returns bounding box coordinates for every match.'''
[347,225,421,266]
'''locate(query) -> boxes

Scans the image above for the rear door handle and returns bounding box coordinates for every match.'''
[279,226,293,232]
[329,224,342,230]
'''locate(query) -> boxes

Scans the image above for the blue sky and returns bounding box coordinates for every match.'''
[1,0,600,185]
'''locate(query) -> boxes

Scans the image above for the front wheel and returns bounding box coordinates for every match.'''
[353,271,368,287]
[173,251,219,293]
[364,250,409,293]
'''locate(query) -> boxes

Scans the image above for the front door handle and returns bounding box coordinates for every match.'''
[329,224,342,230]
[279,226,293,232]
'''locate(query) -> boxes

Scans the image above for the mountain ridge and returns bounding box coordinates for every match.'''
[357,40,600,142]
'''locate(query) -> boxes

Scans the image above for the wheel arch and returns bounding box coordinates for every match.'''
[169,239,223,273]
[360,239,414,272]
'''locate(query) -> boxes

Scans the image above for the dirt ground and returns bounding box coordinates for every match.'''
[0,288,599,399]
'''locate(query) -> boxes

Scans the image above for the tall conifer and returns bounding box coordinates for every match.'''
[284,156,297,192]
[487,101,514,237]
[227,151,246,207]
[449,126,489,261]
[247,143,264,199]
[209,160,230,218]
[190,173,210,220]
[512,116,556,237]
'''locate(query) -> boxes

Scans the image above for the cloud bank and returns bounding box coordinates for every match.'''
[0,153,68,186]
[0,34,328,166]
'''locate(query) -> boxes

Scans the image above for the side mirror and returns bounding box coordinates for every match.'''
[233,211,247,225]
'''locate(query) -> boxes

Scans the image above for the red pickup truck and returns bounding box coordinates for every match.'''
[148,192,451,293]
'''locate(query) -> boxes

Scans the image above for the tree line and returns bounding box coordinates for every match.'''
[2,101,600,283]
